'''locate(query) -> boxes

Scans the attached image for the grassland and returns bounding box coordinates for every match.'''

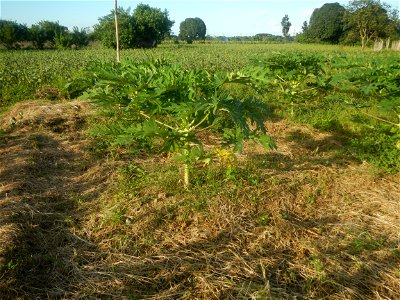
[0,44,399,299]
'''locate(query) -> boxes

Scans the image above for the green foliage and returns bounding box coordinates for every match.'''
[351,125,400,173]
[255,212,271,226]
[307,3,345,44]
[0,49,115,106]
[302,21,309,33]
[94,4,174,49]
[348,97,400,174]
[343,0,398,48]
[179,17,207,44]
[53,32,72,50]
[70,27,91,48]
[0,19,90,50]
[94,7,135,49]
[133,4,174,48]
[29,20,68,49]
[248,51,326,116]
[1,43,399,174]
[0,20,29,49]
[348,232,386,254]
[84,60,275,187]
[281,15,292,39]
[253,33,285,43]
[252,51,325,77]
[246,48,400,173]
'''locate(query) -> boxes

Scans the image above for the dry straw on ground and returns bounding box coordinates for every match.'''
[0,100,399,299]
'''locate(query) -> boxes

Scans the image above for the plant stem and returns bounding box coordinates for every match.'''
[182,139,191,189]
[140,111,176,130]
[192,112,210,130]
[359,111,399,127]
[183,162,190,189]
[291,101,294,116]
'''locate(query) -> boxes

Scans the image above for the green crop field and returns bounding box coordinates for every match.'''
[0,43,370,105]
[1,43,399,299]
[1,44,399,172]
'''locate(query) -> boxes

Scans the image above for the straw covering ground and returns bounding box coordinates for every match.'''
[0,99,399,299]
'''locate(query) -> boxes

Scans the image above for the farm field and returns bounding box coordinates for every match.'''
[0,44,399,299]
[2,43,396,103]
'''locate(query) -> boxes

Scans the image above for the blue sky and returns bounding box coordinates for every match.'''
[1,0,399,36]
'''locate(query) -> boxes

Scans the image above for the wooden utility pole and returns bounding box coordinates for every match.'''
[114,0,120,62]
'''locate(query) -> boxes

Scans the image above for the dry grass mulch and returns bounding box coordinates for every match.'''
[0,100,399,299]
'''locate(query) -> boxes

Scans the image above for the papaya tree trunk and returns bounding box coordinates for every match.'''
[291,101,294,116]
[183,144,190,189]
[114,0,120,62]
[183,162,190,189]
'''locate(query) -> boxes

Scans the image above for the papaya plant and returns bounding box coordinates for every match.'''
[83,60,276,188]
[247,52,327,116]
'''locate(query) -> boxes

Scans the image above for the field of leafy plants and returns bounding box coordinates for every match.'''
[0,44,399,299]
[1,43,399,172]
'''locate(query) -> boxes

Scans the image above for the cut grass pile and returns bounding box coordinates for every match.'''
[0,100,399,299]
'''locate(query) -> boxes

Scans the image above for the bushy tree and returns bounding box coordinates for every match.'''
[281,15,291,40]
[179,17,207,44]
[70,27,91,48]
[343,0,398,48]
[132,3,174,48]
[0,20,29,49]
[307,3,345,44]
[29,21,68,49]
[94,7,135,49]
[94,4,173,49]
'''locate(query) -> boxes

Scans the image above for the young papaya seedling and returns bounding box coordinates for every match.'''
[83,60,276,188]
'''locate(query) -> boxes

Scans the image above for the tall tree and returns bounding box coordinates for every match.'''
[302,21,309,33]
[94,7,135,49]
[94,4,173,49]
[179,17,207,44]
[307,3,345,44]
[281,15,292,40]
[132,4,174,48]
[343,0,397,48]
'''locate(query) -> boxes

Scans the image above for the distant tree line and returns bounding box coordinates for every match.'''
[0,20,91,49]
[296,0,400,48]
[1,0,399,50]
[0,3,173,50]
[216,34,288,43]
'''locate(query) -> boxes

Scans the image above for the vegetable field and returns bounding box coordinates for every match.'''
[1,44,399,172]
[0,44,399,299]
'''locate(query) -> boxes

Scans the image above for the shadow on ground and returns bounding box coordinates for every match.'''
[0,107,398,299]
[0,105,108,299]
